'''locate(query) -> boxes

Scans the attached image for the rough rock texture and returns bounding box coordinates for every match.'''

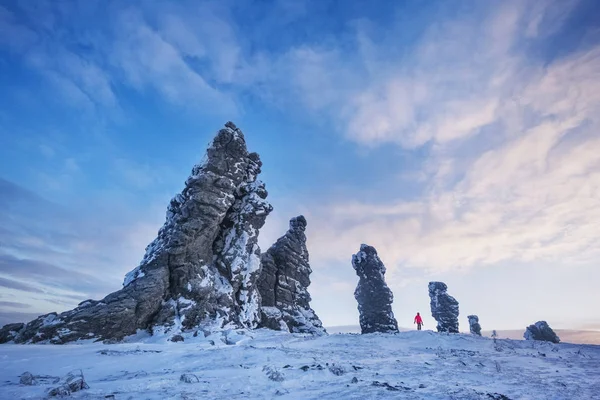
[428,282,459,333]
[467,315,482,336]
[256,216,325,334]
[351,244,399,334]
[47,370,89,397]
[0,323,24,343]
[180,373,200,383]
[19,372,60,386]
[524,321,560,343]
[0,122,273,344]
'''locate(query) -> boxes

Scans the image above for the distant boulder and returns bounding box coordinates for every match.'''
[352,244,399,334]
[428,282,459,333]
[467,315,482,336]
[524,321,560,343]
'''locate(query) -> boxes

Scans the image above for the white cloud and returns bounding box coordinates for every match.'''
[303,44,600,275]
[264,1,600,279]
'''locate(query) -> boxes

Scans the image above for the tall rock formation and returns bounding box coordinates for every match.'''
[256,216,325,334]
[0,122,274,344]
[467,315,482,336]
[524,321,560,343]
[352,244,399,334]
[428,282,459,333]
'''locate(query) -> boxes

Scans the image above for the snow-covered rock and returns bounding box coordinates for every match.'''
[2,329,597,399]
[468,315,482,336]
[0,122,273,343]
[524,321,560,343]
[429,282,459,333]
[257,216,325,334]
[46,370,89,397]
[180,373,200,383]
[351,244,399,334]
[19,372,59,386]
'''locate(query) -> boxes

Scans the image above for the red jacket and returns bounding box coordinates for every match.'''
[414,315,423,324]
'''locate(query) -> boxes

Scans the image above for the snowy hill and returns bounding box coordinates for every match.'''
[1,330,598,399]
[481,330,600,346]
[328,326,600,345]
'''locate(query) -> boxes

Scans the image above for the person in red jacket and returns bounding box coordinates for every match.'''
[414,312,424,330]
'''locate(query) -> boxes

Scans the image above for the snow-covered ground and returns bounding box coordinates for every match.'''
[328,325,600,345]
[1,329,599,399]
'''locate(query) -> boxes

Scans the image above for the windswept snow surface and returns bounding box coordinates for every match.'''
[1,330,599,399]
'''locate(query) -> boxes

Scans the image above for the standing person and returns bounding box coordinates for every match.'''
[414,312,424,330]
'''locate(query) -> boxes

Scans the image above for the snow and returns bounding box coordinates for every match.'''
[123,266,145,287]
[41,314,61,327]
[1,330,598,399]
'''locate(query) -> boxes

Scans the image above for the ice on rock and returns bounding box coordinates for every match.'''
[257,216,326,335]
[429,282,459,333]
[467,315,482,336]
[351,244,399,334]
[524,321,560,343]
[0,122,273,344]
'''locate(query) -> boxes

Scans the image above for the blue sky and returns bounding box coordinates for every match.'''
[1,0,599,332]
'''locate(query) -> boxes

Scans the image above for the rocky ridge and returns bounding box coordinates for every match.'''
[429,282,459,333]
[0,122,324,344]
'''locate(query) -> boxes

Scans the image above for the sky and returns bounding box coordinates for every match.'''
[0,0,599,333]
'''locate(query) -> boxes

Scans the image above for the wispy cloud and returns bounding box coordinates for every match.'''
[108,7,237,114]
[1,0,598,330]
[256,1,600,278]
[0,178,165,310]
[0,301,31,309]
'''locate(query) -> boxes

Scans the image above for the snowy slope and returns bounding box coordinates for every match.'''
[329,325,600,345]
[1,329,598,399]
[481,330,600,346]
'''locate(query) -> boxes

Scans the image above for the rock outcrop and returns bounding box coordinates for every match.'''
[351,244,398,334]
[524,321,560,343]
[428,282,459,333]
[47,370,89,397]
[0,122,276,344]
[467,315,482,336]
[256,216,325,334]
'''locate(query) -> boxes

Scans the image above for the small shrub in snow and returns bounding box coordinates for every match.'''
[262,365,285,382]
